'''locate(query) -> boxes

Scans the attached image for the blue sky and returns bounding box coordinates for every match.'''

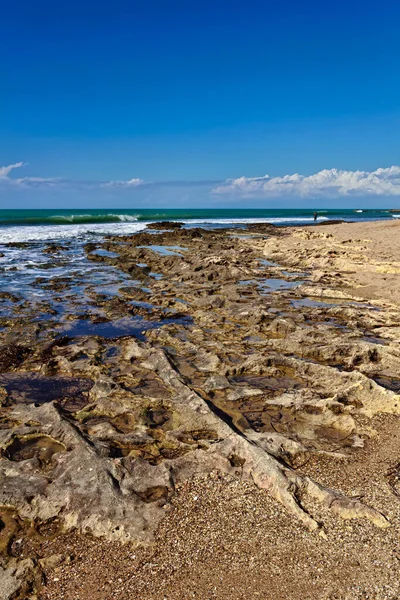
[1,0,400,208]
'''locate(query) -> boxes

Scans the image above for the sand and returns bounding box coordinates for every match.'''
[270,219,400,305]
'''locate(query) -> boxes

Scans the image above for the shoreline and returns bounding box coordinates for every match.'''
[0,208,399,246]
[1,220,400,599]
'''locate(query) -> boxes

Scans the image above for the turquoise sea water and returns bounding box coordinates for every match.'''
[0,208,396,226]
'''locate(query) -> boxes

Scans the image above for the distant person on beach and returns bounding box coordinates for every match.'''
[314,212,318,221]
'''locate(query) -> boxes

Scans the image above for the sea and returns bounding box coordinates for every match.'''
[0,208,398,311]
[0,208,398,244]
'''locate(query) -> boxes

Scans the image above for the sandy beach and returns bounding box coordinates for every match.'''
[1,219,400,600]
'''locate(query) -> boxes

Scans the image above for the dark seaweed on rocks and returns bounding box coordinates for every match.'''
[146,221,184,230]
[0,344,32,371]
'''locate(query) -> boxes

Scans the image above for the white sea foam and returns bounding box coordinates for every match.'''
[0,216,331,243]
[114,214,139,222]
[0,221,148,243]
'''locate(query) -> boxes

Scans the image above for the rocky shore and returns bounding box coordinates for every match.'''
[1,220,400,599]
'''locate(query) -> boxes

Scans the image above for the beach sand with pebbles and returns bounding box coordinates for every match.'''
[1,219,400,600]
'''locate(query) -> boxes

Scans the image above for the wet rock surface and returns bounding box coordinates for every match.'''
[0,222,400,598]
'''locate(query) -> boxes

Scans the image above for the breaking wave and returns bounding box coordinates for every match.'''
[0,213,139,226]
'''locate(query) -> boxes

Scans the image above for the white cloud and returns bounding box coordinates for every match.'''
[4,160,400,199]
[0,162,145,191]
[17,177,61,187]
[212,166,400,198]
[0,162,59,188]
[0,162,26,178]
[100,178,145,189]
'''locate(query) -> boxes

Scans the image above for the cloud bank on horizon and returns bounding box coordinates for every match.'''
[2,162,400,199]
[212,166,400,198]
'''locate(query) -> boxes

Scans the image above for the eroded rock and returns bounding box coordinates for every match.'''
[1,222,400,597]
